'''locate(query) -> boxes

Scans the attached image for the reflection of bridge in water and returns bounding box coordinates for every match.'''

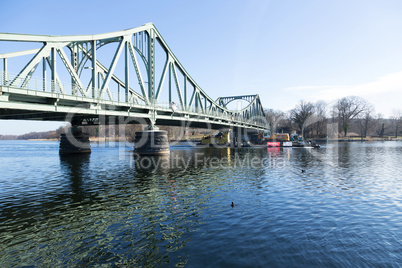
[0,23,267,152]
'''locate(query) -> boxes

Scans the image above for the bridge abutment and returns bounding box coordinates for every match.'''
[231,127,257,147]
[59,126,91,155]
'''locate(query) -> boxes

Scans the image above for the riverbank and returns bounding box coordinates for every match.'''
[315,136,402,142]
[7,135,402,143]
[11,138,402,143]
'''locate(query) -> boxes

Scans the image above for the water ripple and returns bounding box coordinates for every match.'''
[0,141,402,266]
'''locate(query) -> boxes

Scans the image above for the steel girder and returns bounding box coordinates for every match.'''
[0,23,266,130]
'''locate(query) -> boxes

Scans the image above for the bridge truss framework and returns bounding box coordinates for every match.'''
[0,23,266,132]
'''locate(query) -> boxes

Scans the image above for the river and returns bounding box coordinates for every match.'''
[0,140,401,267]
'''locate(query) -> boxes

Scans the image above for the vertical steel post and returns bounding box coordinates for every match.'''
[42,58,46,91]
[168,62,172,105]
[147,29,155,104]
[70,45,76,90]
[184,76,187,111]
[118,84,120,102]
[97,72,101,98]
[3,58,7,85]
[125,41,129,102]
[92,40,97,98]
[195,92,198,113]
[51,47,56,92]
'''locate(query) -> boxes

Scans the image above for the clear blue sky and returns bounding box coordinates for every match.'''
[1,0,402,135]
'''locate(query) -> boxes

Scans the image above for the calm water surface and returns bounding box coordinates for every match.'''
[0,140,401,267]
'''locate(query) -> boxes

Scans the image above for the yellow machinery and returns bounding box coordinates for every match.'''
[258,131,290,141]
[271,133,290,141]
[200,131,231,145]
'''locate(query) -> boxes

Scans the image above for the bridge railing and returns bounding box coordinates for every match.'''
[1,70,76,95]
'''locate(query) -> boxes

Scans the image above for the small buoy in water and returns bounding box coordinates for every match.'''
[231,202,235,207]
[302,170,306,173]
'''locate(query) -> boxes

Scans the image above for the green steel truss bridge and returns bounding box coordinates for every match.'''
[0,23,266,131]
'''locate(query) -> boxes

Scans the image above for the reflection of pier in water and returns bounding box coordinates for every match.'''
[132,146,287,177]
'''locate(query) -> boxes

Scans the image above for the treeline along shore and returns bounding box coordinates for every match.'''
[1,95,402,142]
[0,122,400,142]
[0,130,63,140]
[0,125,212,142]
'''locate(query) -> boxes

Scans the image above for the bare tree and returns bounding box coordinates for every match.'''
[335,96,367,137]
[290,100,315,139]
[374,113,385,137]
[356,104,375,140]
[391,109,402,138]
[264,108,285,133]
[314,100,327,137]
[56,125,69,135]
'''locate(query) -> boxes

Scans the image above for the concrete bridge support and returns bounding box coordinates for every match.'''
[59,126,91,155]
[134,121,170,155]
[232,127,244,148]
[134,130,170,155]
[231,127,257,147]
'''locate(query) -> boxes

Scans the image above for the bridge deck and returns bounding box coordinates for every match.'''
[0,85,263,131]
